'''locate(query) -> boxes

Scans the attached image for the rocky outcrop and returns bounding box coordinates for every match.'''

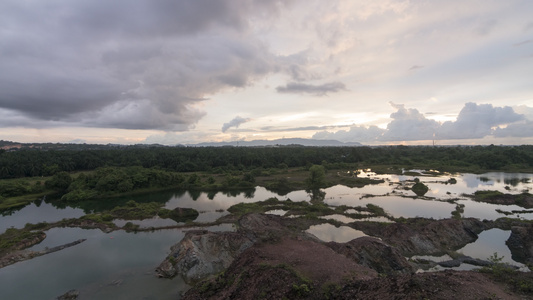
[506,224,533,265]
[412,255,517,270]
[155,230,254,282]
[182,237,378,300]
[156,213,342,283]
[327,236,415,274]
[350,218,486,256]
[175,214,532,299]
[13,231,47,251]
[238,212,316,241]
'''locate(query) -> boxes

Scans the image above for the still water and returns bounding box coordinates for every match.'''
[0,171,532,299]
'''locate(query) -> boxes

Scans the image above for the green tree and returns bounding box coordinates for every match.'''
[45,171,72,191]
[306,165,326,188]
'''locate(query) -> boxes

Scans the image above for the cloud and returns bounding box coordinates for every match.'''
[313,125,385,142]
[474,19,497,36]
[513,39,533,46]
[438,103,524,139]
[313,102,529,143]
[380,103,440,141]
[277,50,324,82]
[409,65,424,70]
[276,81,346,96]
[493,121,533,138]
[222,116,251,133]
[0,0,288,130]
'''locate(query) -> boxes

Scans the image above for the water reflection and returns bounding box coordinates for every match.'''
[320,214,357,223]
[0,228,189,300]
[113,217,179,229]
[457,228,528,271]
[265,209,288,216]
[0,170,531,299]
[322,185,456,219]
[0,202,85,233]
[459,199,533,221]
[306,223,366,243]
[163,187,296,222]
[2,171,532,234]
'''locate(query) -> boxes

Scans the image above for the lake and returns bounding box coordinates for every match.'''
[0,171,532,299]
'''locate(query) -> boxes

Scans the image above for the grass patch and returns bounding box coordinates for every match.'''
[479,252,533,295]
[0,227,45,253]
[474,190,504,200]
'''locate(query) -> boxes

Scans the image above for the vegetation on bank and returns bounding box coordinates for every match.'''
[0,162,386,210]
[479,252,533,294]
[472,190,533,208]
[1,143,531,210]
[0,200,200,254]
[0,226,46,255]
[227,197,390,222]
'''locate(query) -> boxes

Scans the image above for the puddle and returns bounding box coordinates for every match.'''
[306,223,366,243]
[265,209,288,216]
[320,214,357,223]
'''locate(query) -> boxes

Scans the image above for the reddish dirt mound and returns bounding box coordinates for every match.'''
[183,237,377,300]
[182,214,533,300]
[336,270,526,300]
[249,237,378,283]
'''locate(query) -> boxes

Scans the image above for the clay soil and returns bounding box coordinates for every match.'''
[183,235,532,300]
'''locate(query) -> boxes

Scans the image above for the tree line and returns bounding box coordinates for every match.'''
[1,144,533,179]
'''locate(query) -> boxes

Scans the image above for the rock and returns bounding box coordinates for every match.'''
[438,260,461,268]
[350,218,486,256]
[437,255,517,269]
[506,224,533,264]
[327,236,415,275]
[238,213,293,240]
[14,231,47,250]
[155,229,254,283]
[183,236,378,300]
[156,213,319,283]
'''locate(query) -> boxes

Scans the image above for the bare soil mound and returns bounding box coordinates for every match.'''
[181,214,533,299]
[334,270,527,300]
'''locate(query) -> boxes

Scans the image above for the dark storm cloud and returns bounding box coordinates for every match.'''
[276,81,346,96]
[0,0,288,130]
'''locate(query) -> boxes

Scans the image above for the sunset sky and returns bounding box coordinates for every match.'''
[1,0,532,145]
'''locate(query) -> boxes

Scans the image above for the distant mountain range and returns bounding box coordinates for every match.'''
[187,138,362,147]
[0,138,362,150]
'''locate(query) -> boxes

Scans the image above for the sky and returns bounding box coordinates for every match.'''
[1,0,532,146]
